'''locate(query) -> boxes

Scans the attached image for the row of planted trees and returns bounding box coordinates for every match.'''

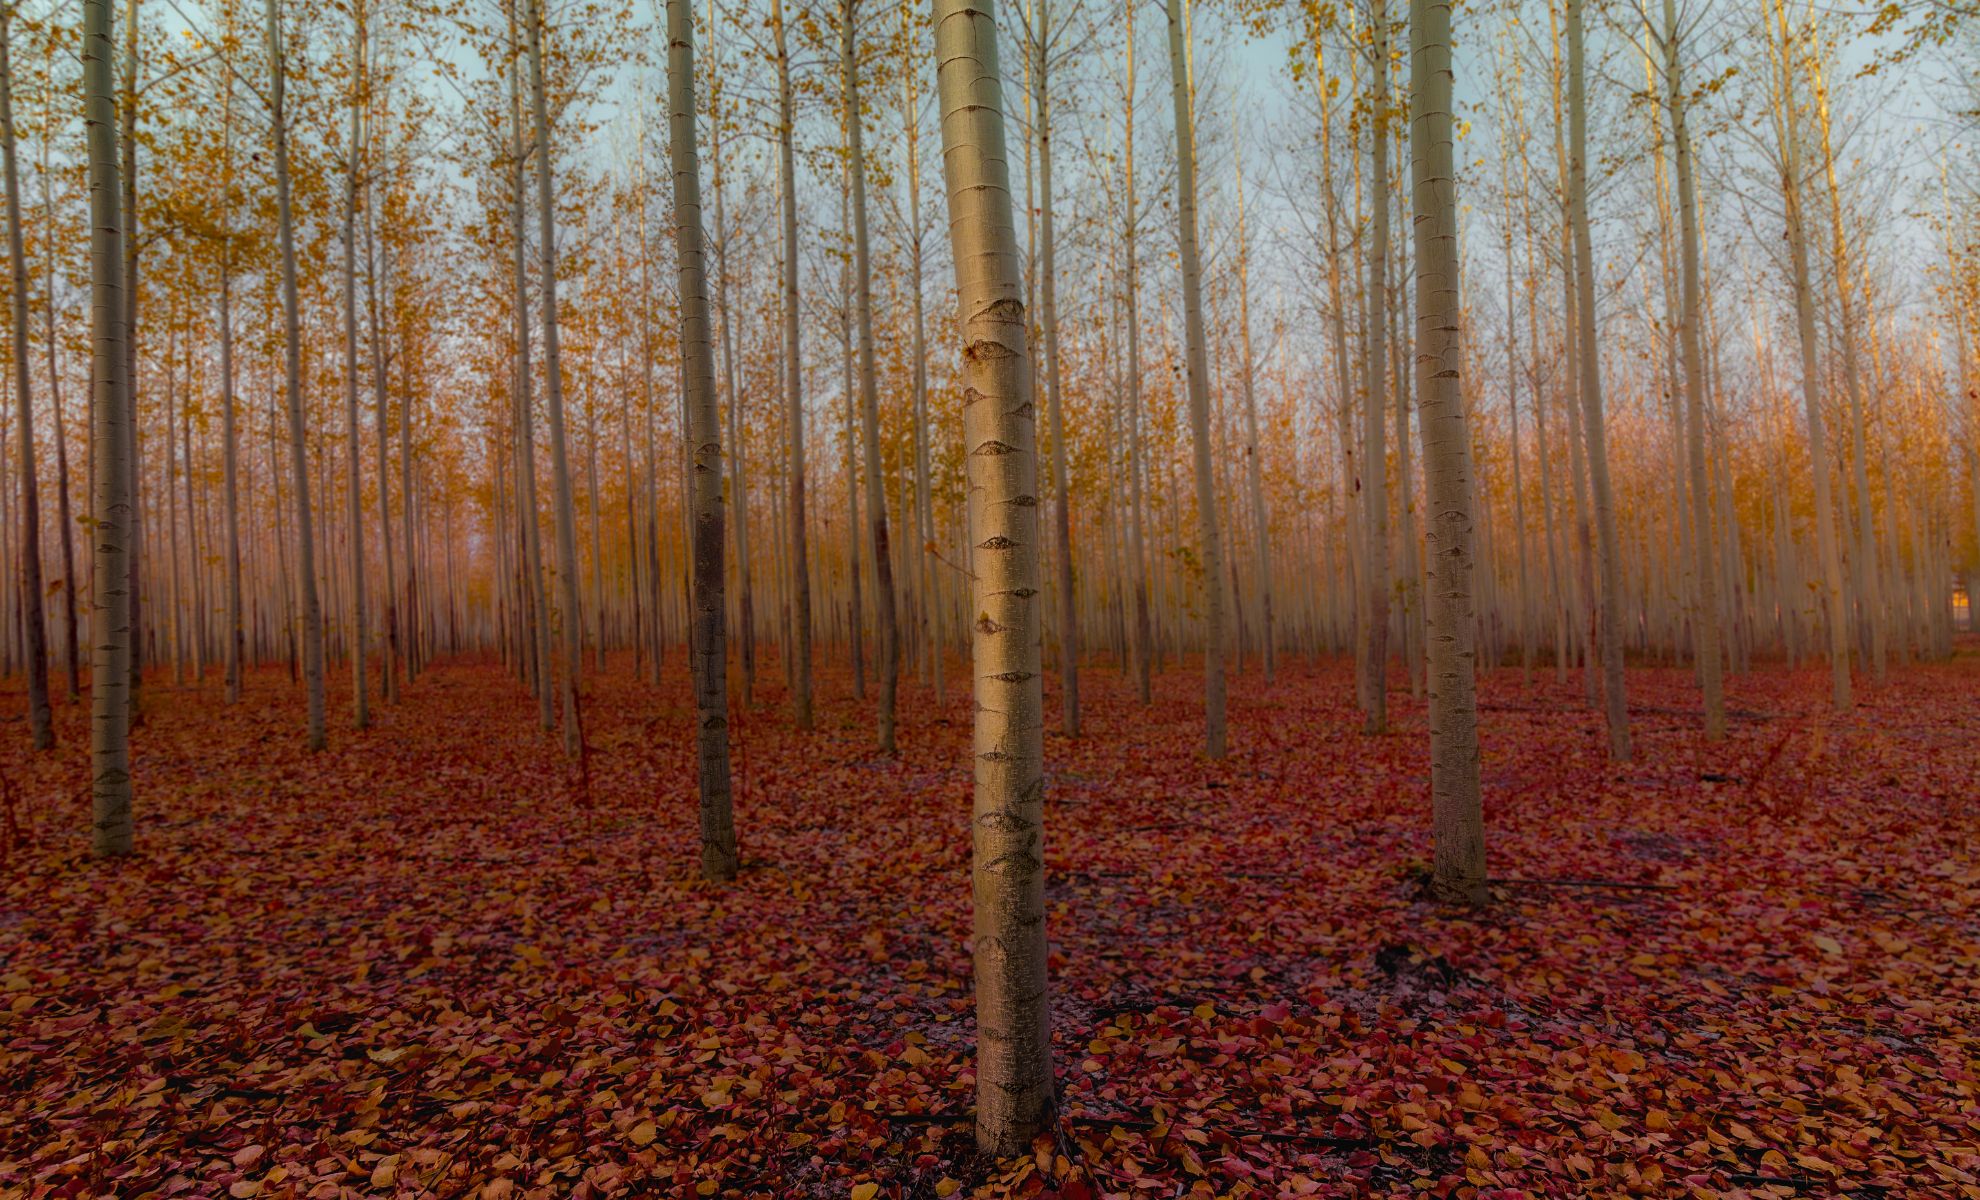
[7,0,1970,757]
[0,0,1975,1152]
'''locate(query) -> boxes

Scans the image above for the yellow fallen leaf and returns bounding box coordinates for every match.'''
[370,1154,400,1187]
[1813,935,1844,957]
[851,1184,880,1200]
[629,1120,657,1146]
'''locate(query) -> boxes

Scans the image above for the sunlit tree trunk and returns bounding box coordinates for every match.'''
[1566,0,1630,759]
[668,0,738,881]
[523,0,585,754]
[840,0,899,749]
[933,0,1052,1155]
[772,0,812,729]
[268,0,326,751]
[1165,0,1227,758]
[2,11,51,749]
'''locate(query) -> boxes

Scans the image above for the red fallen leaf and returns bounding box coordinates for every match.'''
[3,659,1972,1199]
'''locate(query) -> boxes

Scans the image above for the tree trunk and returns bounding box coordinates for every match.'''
[1361,0,1392,734]
[1567,0,1631,759]
[523,0,585,755]
[121,0,143,707]
[1122,5,1152,706]
[1234,135,1272,683]
[666,0,737,881]
[772,0,812,730]
[268,0,326,751]
[1033,0,1079,734]
[340,6,369,730]
[1409,0,1486,904]
[901,12,942,706]
[1663,0,1724,739]
[1,12,51,750]
[1768,0,1851,710]
[1164,0,1227,759]
[86,0,132,852]
[706,8,753,708]
[507,0,554,731]
[840,0,899,749]
[933,0,1052,1155]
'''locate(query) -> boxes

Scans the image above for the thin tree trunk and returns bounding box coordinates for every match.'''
[1768,0,1850,709]
[523,0,585,755]
[1663,0,1724,738]
[506,0,553,728]
[35,39,78,704]
[934,0,1052,1154]
[1164,0,1227,759]
[340,6,369,730]
[840,0,898,749]
[1122,5,1151,706]
[2,9,51,749]
[772,0,812,729]
[668,0,737,880]
[1361,0,1392,734]
[121,0,143,707]
[1567,0,1630,759]
[1234,133,1272,683]
[1409,0,1485,902]
[86,0,132,851]
[1033,0,1079,734]
[706,8,753,708]
[901,13,942,706]
[365,168,397,703]
[268,0,326,751]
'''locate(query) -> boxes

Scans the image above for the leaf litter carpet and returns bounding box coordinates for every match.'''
[2,652,1977,1198]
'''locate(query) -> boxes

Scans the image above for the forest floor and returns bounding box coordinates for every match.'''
[2,648,1977,1200]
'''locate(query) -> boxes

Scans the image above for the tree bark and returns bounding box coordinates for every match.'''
[506,0,554,731]
[86,0,132,852]
[1769,0,1851,710]
[1033,0,1079,734]
[1663,0,1724,739]
[1164,0,1227,759]
[1566,0,1631,759]
[1361,0,1392,734]
[2,8,52,750]
[772,0,812,729]
[340,3,369,730]
[840,0,899,749]
[268,0,327,751]
[1408,0,1486,904]
[523,0,586,755]
[668,0,738,881]
[933,0,1052,1155]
